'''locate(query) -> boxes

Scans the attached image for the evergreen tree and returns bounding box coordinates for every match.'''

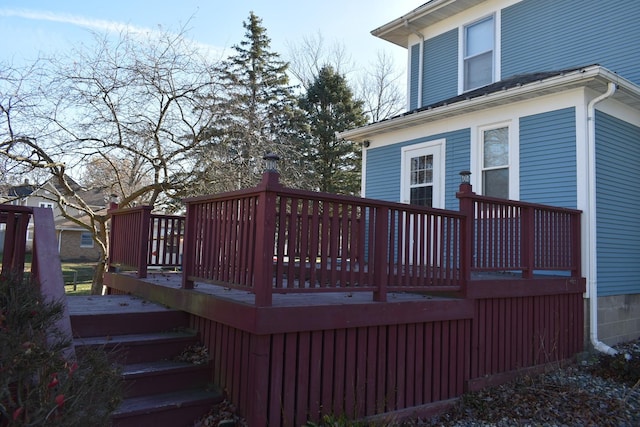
[191,12,309,194]
[299,65,367,195]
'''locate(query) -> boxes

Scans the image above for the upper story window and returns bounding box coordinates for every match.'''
[482,126,509,198]
[463,15,495,91]
[39,202,53,209]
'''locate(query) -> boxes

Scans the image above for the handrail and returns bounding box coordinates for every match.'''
[0,204,73,357]
[457,183,582,278]
[109,173,582,306]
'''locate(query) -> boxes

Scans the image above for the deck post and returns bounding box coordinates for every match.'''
[521,206,534,279]
[246,334,271,426]
[373,206,389,302]
[254,169,281,307]
[181,202,196,289]
[571,212,582,278]
[136,206,152,279]
[456,171,474,296]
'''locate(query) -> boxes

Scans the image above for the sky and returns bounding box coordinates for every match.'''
[0,0,422,77]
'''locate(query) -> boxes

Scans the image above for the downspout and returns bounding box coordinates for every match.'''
[586,81,617,356]
[404,20,424,108]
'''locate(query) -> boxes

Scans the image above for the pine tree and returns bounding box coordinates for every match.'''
[193,12,309,193]
[300,65,367,195]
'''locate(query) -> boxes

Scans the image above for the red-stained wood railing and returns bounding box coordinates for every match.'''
[457,183,582,279]
[181,171,465,305]
[109,205,184,278]
[0,205,32,279]
[110,173,582,305]
[0,204,73,356]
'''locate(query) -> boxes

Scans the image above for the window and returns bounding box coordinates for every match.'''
[410,154,434,207]
[401,140,444,209]
[80,232,94,248]
[482,126,509,198]
[39,202,53,209]
[463,16,494,91]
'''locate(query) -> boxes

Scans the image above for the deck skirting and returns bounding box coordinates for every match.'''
[105,272,585,426]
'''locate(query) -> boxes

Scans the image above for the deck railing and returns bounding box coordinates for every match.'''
[109,205,185,278]
[0,204,73,355]
[108,172,582,306]
[177,172,466,305]
[457,182,582,280]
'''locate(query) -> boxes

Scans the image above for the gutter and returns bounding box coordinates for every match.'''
[586,81,618,356]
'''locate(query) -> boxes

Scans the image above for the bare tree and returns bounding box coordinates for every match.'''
[356,50,405,122]
[288,37,404,123]
[286,32,355,91]
[0,29,221,293]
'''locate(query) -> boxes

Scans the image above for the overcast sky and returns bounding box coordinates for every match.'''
[1,0,421,76]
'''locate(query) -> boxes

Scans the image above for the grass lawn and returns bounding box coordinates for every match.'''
[62,261,96,295]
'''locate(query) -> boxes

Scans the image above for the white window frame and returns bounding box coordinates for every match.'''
[458,12,501,93]
[80,232,94,248]
[400,139,446,209]
[39,201,54,209]
[476,121,519,200]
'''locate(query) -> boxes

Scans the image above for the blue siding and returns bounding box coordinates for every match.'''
[502,0,640,85]
[595,111,640,296]
[422,29,458,106]
[520,108,577,208]
[409,44,420,110]
[365,129,471,210]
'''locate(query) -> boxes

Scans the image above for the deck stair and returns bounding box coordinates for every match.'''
[68,295,221,427]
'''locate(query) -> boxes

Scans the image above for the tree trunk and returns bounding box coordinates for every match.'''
[91,259,107,295]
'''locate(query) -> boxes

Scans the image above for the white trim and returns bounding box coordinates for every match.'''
[458,12,499,94]
[400,139,446,208]
[477,121,515,199]
[361,145,368,197]
[339,66,635,143]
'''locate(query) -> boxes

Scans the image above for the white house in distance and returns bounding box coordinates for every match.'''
[340,0,640,350]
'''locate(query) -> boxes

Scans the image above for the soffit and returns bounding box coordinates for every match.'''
[371,0,486,47]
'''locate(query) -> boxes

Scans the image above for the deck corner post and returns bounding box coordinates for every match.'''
[254,172,278,307]
[456,181,475,295]
[247,334,271,426]
[181,201,195,290]
[373,206,389,302]
[137,206,152,279]
[571,211,582,278]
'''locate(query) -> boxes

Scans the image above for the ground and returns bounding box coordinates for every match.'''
[195,339,640,426]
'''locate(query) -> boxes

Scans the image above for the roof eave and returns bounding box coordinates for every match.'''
[371,0,486,47]
[339,66,640,142]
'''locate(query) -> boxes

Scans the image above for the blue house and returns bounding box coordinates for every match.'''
[340,0,640,351]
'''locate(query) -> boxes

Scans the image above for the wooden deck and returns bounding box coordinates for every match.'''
[0,192,586,426]
[105,268,585,426]
[103,173,585,425]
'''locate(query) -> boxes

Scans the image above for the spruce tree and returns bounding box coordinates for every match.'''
[193,12,309,193]
[300,65,367,195]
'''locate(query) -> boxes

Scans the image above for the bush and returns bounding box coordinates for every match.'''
[0,275,122,426]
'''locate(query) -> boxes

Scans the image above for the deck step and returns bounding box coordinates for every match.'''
[68,295,190,338]
[122,360,210,398]
[74,330,199,364]
[68,296,217,426]
[111,389,222,427]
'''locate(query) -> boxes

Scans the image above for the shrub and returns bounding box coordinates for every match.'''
[0,274,122,426]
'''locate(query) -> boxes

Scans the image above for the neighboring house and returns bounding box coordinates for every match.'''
[340,0,640,348]
[2,177,104,261]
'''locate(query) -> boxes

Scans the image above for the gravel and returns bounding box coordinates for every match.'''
[416,339,640,427]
